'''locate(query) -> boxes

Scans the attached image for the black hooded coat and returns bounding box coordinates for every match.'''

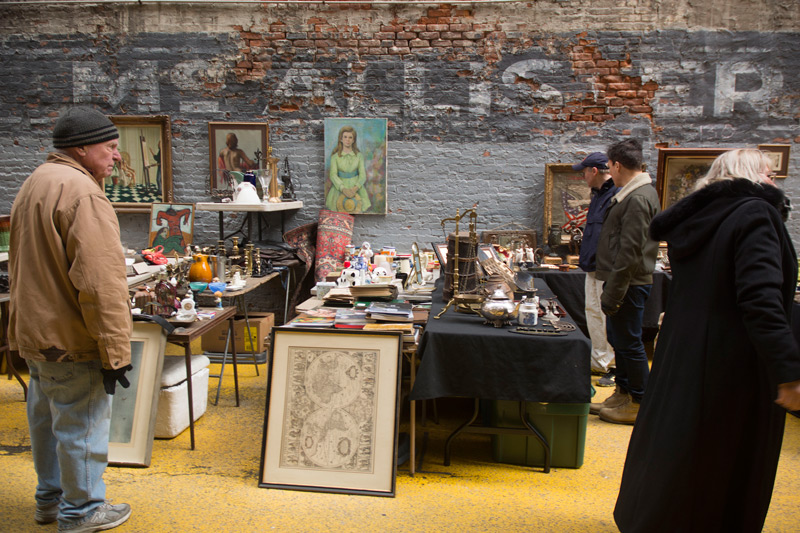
[614,179,800,532]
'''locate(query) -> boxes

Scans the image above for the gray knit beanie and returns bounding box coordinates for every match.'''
[52,107,119,149]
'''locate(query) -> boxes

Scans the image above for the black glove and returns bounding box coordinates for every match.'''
[601,295,621,317]
[101,365,133,395]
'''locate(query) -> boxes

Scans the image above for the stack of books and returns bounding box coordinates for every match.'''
[365,301,414,322]
[322,287,355,306]
[285,307,336,327]
[349,283,399,301]
[334,308,368,329]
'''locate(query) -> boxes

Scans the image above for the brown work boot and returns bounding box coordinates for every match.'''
[599,396,640,425]
[589,386,628,415]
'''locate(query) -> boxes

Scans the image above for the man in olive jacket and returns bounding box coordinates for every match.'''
[591,138,660,425]
[9,107,133,531]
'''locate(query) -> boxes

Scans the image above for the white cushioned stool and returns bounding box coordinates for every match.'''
[155,355,211,439]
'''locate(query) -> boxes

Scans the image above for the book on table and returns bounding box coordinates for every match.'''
[285,314,335,327]
[334,308,368,329]
[365,301,414,322]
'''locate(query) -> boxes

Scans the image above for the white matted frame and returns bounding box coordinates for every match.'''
[108,322,168,467]
[260,327,403,497]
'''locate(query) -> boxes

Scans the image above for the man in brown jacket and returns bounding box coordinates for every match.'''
[9,107,133,532]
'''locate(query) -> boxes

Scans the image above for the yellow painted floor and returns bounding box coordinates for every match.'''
[1,365,799,532]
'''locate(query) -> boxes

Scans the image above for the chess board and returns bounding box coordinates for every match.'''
[105,184,161,204]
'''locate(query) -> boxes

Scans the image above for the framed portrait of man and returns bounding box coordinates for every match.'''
[208,122,269,197]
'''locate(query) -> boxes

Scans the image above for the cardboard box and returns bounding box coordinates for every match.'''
[201,312,274,354]
[490,401,588,468]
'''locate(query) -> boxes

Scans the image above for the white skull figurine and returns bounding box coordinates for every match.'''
[337,268,362,287]
[233,181,260,204]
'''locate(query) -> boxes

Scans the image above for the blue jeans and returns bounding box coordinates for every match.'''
[606,284,651,401]
[27,359,110,527]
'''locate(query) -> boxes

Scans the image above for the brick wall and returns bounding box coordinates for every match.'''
[0,1,798,260]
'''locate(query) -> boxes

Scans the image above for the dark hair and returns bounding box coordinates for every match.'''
[607,139,642,170]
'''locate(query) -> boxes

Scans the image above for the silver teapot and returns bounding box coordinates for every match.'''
[479,287,522,328]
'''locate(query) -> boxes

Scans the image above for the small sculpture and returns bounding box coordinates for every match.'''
[280,157,296,200]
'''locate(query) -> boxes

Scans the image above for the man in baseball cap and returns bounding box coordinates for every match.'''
[573,152,620,393]
[9,106,133,530]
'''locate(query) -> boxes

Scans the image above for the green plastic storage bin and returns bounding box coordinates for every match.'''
[490,401,589,468]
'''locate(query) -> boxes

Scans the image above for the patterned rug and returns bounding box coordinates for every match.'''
[105,184,161,204]
[283,222,318,317]
[314,209,354,282]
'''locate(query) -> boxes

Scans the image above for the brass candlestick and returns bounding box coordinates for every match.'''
[267,147,281,203]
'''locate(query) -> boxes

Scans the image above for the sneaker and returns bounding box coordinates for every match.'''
[589,385,629,415]
[599,396,640,425]
[596,368,616,387]
[35,500,59,524]
[58,502,131,533]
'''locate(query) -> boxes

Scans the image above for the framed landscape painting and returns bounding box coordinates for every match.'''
[108,115,173,213]
[543,164,591,245]
[323,118,388,215]
[208,122,269,197]
[260,327,403,496]
[656,148,728,209]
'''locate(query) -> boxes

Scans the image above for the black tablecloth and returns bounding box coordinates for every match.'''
[409,284,591,403]
[530,270,671,337]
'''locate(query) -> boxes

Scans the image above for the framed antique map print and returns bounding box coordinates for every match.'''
[108,115,173,213]
[260,328,403,496]
[323,118,388,215]
[656,148,728,209]
[543,164,591,245]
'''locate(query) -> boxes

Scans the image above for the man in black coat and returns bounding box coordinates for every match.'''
[593,139,660,425]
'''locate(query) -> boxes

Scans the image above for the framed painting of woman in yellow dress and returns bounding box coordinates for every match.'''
[324,118,388,215]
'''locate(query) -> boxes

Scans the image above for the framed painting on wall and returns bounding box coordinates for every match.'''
[324,118,388,215]
[108,322,168,467]
[147,203,195,257]
[543,164,591,245]
[758,144,790,179]
[108,115,173,213]
[656,148,728,209]
[208,122,269,197]
[260,327,403,497]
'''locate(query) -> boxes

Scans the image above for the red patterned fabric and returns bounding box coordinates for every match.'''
[283,222,318,318]
[314,209,354,282]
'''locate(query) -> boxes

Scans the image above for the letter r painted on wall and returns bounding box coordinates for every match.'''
[714,61,783,118]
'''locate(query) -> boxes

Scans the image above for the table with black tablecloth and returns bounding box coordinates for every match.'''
[530,269,671,337]
[409,283,591,472]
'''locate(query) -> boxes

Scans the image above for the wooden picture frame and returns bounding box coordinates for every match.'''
[656,148,729,209]
[323,118,388,215]
[260,327,403,497]
[209,122,269,197]
[108,115,173,213]
[148,203,195,257]
[108,322,168,467]
[758,144,791,179]
[543,163,590,245]
[410,242,424,285]
[432,242,448,269]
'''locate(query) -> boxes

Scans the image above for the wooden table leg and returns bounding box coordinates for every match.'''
[410,349,416,475]
[230,316,239,407]
[184,342,196,450]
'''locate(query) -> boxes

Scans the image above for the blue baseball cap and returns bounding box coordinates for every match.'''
[572,152,609,171]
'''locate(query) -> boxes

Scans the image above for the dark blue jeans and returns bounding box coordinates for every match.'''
[606,284,651,401]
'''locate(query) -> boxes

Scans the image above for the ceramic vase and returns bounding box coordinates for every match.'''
[188,254,213,283]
